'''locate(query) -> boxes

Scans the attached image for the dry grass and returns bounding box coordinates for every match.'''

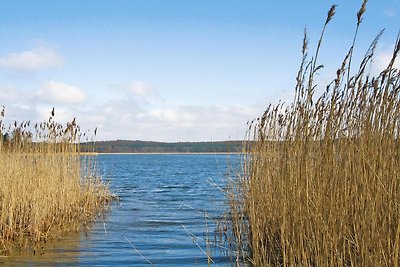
[0,108,111,254]
[228,1,400,266]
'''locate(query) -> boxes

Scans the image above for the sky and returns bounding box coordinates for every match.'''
[0,0,399,142]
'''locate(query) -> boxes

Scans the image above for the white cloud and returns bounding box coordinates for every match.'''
[0,46,63,71]
[90,101,260,141]
[0,85,26,103]
[371,49,400,75]
[147,108,195,123]
[136,105,257,141]
[36,81,87,105]
[0,85,263,141]
[128,81,154,98]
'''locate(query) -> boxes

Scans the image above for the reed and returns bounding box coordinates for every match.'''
[0,108,111,253]
[228,1,400,265]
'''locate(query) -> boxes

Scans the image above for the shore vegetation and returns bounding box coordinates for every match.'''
[0,108,111,254]
[227,1,400,265]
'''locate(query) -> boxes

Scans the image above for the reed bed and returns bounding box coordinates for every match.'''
[228,1,400,265]
[0,108,111,253]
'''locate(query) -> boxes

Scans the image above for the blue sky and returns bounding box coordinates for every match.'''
[0,0,399,141]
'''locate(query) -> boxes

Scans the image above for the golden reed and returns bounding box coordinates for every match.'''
[227,1,400,265]
[0,108,111,254]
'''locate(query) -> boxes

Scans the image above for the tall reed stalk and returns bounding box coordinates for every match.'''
[0,108,111,253]
[228,1,400,265]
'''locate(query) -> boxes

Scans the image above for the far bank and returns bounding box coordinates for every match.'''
[81,140,244,154]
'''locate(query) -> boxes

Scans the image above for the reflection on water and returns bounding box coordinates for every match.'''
[2,154,240,266]
[2,231,82,266]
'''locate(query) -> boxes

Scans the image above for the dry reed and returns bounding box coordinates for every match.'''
[228,1,400,265]
[0,108,111,254]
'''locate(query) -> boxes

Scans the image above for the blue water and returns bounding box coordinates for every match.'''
[3,154,241,266]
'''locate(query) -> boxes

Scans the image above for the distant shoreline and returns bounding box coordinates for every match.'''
[94,152,242,155]
[80,140,245,154]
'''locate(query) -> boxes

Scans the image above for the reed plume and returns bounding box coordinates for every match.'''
[227,1,400,265]
[0,108,111,253]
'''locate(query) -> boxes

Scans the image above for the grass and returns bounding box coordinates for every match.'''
[227,1,400,265]
[0,108,111,254]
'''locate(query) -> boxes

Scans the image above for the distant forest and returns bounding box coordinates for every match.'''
[81,140,244,153]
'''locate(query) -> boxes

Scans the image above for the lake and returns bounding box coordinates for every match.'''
[2,154,242,266]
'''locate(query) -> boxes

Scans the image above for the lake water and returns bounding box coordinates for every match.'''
[2,154,241,266]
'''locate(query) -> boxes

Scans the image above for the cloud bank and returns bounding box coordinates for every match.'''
[371,48,400,75]
[0,46,63,71]
[36,81,87,105]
